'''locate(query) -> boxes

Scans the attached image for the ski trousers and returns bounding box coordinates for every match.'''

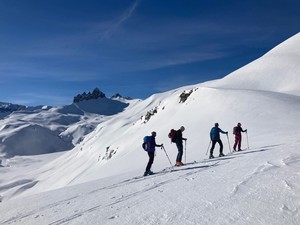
[176,142,183,162]
[146,151,155,172]
[210,140,223,155]
[233,134,242,151]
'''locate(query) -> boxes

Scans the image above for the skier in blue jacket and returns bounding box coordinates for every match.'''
[209,123,228,159]
[144,131,163,176]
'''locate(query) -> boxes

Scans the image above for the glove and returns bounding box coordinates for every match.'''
[226,132,228,134]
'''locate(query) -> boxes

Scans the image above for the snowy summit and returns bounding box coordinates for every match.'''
[0,33,300,225]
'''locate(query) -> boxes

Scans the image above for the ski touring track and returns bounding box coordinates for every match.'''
[1,159,223,225]
[2,145,297,225]
[49,160,222,225]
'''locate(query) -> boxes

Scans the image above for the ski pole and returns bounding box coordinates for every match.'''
[162,146,173,169]
[184,140,187,164]
[226,134,231,153]
[206,140,211,155]
[246,130,249,150]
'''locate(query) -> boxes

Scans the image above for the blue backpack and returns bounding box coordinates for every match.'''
[142,136,151,151]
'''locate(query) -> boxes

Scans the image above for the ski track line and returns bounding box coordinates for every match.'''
[1,176,147,225]
[0,196,79,225]
[48,179,177,225]
[85,170,170,196]
[86,161,222,200]
[48,162,221,225]
[89,160,221,194]
[1,161,221,225]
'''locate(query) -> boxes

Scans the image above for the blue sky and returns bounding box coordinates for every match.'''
[0,0,299,106]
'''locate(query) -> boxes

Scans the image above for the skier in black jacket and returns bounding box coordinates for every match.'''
[175,126,187,166]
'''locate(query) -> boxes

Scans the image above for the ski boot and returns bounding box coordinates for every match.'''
[148,170,154,175]
[144,170,154,176]
[175,162,183,166]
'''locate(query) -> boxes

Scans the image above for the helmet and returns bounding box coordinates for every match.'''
[180,126,185,131]
[237,123,241,126]
[215,123,219,127]
[151,131,156,136]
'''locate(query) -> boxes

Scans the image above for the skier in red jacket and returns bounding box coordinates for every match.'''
[233,123,247,151]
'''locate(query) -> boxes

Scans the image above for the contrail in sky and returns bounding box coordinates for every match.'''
[101,0,141,40]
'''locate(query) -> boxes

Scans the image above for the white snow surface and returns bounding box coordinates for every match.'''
[205,32,300,96]
[0,33,300,225]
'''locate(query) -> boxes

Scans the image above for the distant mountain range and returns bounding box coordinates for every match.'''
[0,88,132,115]
[0,102,26,113]
[0,88,136,157]
[73,88,132,103]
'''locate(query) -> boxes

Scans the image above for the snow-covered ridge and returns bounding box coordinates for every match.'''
[205,32,300,96]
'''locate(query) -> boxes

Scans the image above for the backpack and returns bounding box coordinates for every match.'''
[233,126,238,135]
[210,127,220,141]
[168,129,177,143]
[142,136,151,151]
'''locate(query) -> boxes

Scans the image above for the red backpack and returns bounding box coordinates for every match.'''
[168,129,177,143]
[233,126,238,135]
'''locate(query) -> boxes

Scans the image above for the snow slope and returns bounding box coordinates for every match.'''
[206,32,300,96]
[0,33,300,225]
[1,141,300,225]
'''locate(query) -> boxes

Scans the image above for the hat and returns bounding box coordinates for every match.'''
[180,126,185,131]
[215,123,219,127]
[151,131,156,136]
